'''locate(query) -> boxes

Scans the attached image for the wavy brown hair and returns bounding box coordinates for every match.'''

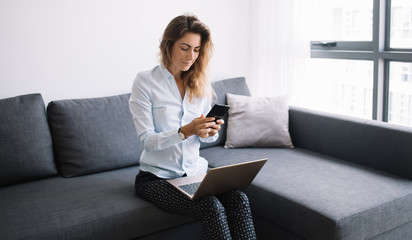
[160,14,214,102]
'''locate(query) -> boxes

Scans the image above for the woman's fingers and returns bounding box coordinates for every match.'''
[189,114,226,138]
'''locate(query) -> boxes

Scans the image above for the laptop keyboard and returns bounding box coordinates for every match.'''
[178,182,201,196]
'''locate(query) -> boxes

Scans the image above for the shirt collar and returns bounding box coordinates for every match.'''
[159,64,174,80]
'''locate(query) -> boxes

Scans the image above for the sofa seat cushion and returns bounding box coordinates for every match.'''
[47,94,142,177]
[0,166,198,240]
[0,94,56,187]
[201,147,412,240]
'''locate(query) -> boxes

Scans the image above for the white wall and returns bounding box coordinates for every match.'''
[0,0,251,104]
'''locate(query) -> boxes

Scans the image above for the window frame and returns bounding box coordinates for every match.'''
[310,0,412,122]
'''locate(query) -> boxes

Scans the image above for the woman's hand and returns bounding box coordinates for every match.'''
[180,114,223,139]
[208,118,224,137]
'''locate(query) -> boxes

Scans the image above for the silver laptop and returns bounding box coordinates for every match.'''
[167,158,267,200]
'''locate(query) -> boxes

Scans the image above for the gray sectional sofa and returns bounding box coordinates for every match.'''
[1,77,412,240]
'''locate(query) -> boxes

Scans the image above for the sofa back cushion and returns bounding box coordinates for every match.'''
[289,106,412,180]
[200,77,251,149]
[0,94,57,186]
[47,94,142,177]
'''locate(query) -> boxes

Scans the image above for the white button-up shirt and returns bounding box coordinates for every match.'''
[129,65,218,179]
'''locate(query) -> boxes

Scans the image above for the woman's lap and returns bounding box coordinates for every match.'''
[135,170,256,240]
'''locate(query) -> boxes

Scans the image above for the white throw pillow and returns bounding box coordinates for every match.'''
[224,93,293,148]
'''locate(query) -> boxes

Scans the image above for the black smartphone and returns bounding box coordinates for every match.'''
[206,104,231,123]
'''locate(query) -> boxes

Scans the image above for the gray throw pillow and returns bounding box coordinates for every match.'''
[47,94,142,177]
[0,94,57,186]
[224,93,293,148]
[200,77,252,149]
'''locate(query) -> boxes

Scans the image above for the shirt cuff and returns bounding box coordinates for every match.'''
[173,129,183,143]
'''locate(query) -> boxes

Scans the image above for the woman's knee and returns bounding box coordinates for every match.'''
[233,190,248,200]
[198,196,226,216]
[225,190,250,204]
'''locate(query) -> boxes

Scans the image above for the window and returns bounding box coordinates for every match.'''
[309,0,412,127]
[390,0,412,48]
[300,59,373,119]
[388,62,412,126]
[309,0,373,41]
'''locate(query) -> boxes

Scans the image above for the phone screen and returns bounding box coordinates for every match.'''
[206,104,230,122]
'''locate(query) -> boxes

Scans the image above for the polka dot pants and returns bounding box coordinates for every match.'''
[135,171,257,240]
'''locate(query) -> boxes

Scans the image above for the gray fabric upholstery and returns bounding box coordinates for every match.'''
[201,146,412,240]
[200,77,251,149]
[47,94,142,177]
[0,94,56,186]
[0,166,199,240]
[289,106,412,180]
[137,221,203,240]
[370,220,412,240]
[253,215,303,240]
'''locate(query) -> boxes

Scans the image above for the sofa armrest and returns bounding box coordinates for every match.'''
[289,106,412,180]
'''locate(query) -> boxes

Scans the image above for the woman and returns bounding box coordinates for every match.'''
[129,14,256,239]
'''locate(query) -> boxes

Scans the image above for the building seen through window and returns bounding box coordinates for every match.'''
[306,0,412,127]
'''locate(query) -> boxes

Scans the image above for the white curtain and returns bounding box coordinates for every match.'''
[249,0,313,106]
